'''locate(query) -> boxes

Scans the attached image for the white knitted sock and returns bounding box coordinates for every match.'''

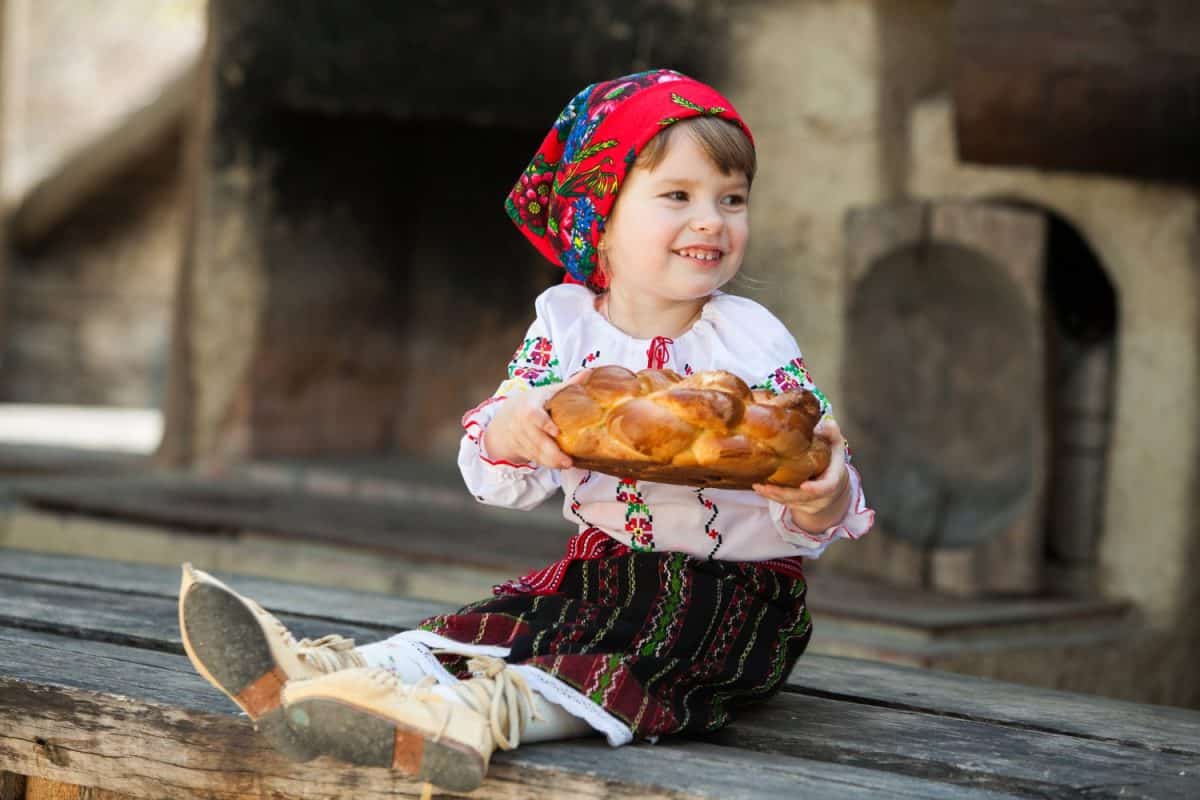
[523,693,596,743]
[356,636,452,684]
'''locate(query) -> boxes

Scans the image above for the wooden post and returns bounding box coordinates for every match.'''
[0,0,9,357]
[0,773,27,800]
[953,0,1200,183]
[22,777,134,800]
[158,4,215,468]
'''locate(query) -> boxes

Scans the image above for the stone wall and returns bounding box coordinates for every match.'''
[0,136,182,407]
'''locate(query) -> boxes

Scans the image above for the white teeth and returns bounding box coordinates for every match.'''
[678,249,721,261]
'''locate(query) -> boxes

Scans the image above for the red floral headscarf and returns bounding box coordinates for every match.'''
[506,69,753,290]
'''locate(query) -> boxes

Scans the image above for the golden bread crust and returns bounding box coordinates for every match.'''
[546,365,830,490]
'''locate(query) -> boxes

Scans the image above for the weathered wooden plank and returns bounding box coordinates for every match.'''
[0,629,222,712]
[709,692,1200,799]
[11,474,567,572]
[3,630,1192,800]
[0,576,390,653]
[786,655,1200,757]
[0,549,452,629]
[6,549,1130,637]
[0,665,1008,800]
[6,550,1198,757]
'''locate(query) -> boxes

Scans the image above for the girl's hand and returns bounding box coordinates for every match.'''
[482,370,593,469]
[752,417,852,532]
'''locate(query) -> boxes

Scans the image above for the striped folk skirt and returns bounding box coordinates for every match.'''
[417,550,812,739]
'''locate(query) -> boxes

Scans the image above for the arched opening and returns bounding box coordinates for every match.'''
[842,199,1119,596]
[1038,207,1119,595]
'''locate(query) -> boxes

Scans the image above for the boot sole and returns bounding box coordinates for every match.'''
[179,578,319,762]
[285,697,487,792]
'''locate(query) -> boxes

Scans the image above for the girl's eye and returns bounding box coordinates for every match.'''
[722,194,747,207]
[662,190,689,202]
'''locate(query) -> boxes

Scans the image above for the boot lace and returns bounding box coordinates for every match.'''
[360,657,537,751]
[296,634,367,673]
[448,655,538,751]
[246,599,366,673]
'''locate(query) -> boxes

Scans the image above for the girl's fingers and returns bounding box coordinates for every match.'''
[530,428,572,469]
[801,462,842,494]
[526,406,558,437]
[802,431,847,490]
[544,369,593,402]
[814,416,843,444]
[754,483,808,503]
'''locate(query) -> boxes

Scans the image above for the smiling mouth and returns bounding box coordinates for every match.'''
[674,247,724,262]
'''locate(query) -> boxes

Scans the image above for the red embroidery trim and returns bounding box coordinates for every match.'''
[495,529,806,596]
[461,396,506,430]
[647,336,673,369]
[479,454,537,470]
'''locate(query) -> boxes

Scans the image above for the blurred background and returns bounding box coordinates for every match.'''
[0,0,1196,708]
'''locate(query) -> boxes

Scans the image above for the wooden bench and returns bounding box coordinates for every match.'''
[2,550,1199,799]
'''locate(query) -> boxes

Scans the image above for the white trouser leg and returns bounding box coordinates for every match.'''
[522,693,596,743]
[356,635,458,684]
[357,632,628,746]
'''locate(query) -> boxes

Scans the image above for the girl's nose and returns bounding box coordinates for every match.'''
[690,207,724,233]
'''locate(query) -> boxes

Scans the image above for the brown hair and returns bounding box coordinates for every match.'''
[635,116,757,185]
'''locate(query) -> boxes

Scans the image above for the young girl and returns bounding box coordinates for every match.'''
[178,69,874,793]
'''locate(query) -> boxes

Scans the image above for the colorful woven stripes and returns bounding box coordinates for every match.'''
[419,551,811,738]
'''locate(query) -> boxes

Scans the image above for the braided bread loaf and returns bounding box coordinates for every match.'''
[546,365,830,490]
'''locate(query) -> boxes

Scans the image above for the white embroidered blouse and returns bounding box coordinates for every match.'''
[459,284,874,560]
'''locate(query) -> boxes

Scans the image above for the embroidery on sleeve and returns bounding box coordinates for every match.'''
[504,336,562,391]
[752,356,831,417]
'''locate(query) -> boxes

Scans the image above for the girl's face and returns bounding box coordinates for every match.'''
[602,132,750,303]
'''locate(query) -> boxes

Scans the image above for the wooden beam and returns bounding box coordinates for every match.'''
[953,0,1200,183]
[0,773,26,800]
[23,777,135,800]
[9,62,199,249]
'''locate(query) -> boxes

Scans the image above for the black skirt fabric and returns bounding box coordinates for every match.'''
[419,551,811,738]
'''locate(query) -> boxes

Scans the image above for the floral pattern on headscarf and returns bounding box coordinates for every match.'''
[506,69,754,290]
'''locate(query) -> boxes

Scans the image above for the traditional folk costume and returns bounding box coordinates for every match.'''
[362,70,874,743]
[178,70,874,793]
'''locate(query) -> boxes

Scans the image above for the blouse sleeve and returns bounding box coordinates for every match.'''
[458,314,565,511]
[748,322,875,557]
